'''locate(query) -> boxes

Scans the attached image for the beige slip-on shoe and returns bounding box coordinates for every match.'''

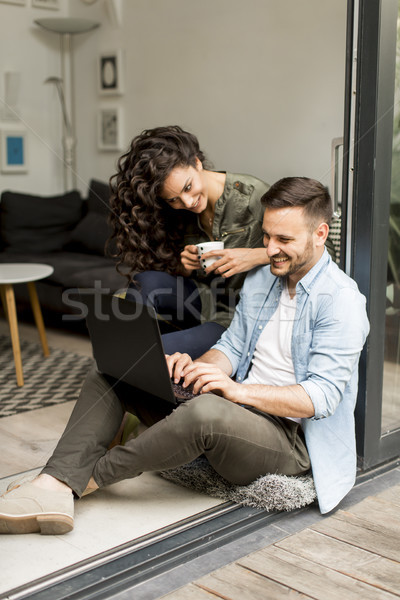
[0,482,74,535]
[6,474,35,492]
[8,476,96,499]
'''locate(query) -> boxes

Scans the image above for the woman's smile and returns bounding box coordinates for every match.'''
[191,196,201,210]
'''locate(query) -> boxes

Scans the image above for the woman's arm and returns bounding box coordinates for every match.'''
[201,247,269,278]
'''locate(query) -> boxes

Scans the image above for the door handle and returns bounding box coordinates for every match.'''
[331,137,344,217]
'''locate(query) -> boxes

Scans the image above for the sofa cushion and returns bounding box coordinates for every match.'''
[87,179,111,215]
[69,211,110,255]
[69,179,114,255]
[0,190,83,253]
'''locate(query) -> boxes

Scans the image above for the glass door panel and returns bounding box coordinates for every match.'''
[350,0,400,467]
[382,0,400,434]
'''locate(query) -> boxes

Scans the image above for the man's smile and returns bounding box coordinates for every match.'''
[271,256,289,266]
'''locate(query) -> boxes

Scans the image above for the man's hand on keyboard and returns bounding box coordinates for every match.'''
[165,352,193,383]
[182,362,244,403]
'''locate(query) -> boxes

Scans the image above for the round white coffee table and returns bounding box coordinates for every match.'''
[0,263,54,387]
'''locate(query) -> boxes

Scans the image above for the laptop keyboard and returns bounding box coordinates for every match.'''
[172,382,196,401]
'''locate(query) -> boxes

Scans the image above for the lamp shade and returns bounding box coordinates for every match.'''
[34,18,100,35]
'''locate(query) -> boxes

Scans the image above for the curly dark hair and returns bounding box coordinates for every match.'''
[108,125,209,281]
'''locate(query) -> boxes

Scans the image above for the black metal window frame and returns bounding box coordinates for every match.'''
[348,0,400,468]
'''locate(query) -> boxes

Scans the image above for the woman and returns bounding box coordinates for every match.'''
[109,125,270,357]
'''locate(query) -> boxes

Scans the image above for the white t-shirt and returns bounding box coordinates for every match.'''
[242,282,301,423]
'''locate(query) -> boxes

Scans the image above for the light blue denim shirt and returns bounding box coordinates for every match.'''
[212,249,369,514]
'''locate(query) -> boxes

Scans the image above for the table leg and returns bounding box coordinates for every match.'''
[0,285,8,319]
[27,281,50,358]
[2,284,24,387]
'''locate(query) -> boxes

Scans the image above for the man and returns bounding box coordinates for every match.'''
[0,177,369,534]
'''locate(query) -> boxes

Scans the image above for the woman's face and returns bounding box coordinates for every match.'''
[160,157,208,213]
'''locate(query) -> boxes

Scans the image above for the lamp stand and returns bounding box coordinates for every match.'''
[35,18,100,191]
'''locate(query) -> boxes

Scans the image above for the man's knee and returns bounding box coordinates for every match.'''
[176,394,232,430]
[82,366,111,395]
[78,366,122,412]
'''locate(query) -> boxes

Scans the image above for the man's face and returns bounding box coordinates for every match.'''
[262,206,327,286]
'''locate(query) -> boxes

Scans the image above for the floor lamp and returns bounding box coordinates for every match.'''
[35,18,100,191]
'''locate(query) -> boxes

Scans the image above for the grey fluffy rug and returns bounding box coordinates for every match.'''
[160,457,316,512]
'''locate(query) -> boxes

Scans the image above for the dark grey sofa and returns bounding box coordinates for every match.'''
[0,179,127,319]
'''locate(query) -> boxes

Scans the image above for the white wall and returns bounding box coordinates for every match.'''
[0,0,69,195]
[71,0,347,194]
[0,0,347,196]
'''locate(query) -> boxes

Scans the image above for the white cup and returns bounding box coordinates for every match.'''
[196,241,224,273]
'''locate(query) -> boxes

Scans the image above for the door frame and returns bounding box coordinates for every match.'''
[346,0,400,469]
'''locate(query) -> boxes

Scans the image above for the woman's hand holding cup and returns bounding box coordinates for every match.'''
[180,245,201,274]
[195,241,225,274]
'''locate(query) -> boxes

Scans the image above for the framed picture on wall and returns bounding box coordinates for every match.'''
[31,0,60,9]
[0,127,28,173]
[0,0,26,5]
[97,107,123,151]
[98,50,124,96]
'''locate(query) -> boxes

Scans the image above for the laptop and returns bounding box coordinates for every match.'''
[81,292,195,404]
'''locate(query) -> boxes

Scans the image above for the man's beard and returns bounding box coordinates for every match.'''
[271,238,314,280]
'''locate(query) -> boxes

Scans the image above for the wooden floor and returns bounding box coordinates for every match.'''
[162,484,400,599]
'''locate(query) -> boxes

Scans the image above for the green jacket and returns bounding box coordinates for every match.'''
[183,172,270,327]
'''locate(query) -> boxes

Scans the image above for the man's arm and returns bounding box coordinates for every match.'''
[168,347,314,417]
[182,361,314,418]
[231,382,314,417]
[298,286,369,419]
[195,348,233,375]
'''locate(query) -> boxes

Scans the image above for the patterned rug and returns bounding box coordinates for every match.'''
[0,335,94,418]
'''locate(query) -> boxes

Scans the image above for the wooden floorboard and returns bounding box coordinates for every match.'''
[160,584,219,599]
[276,528,399,595]
[376,485,400,506]
[161,483,400,600]
[311,509,400,561]
[238,546,396,600]
[196,563,311,599]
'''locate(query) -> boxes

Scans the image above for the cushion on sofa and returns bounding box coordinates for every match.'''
[0,190,83,253]
[69,179,114,255]
[87,179,112,215]
[69,211,111,255]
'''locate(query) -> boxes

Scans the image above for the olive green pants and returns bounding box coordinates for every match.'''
[42,367,310,497]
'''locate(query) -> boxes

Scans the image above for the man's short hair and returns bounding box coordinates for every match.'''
[261,177,333,228]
